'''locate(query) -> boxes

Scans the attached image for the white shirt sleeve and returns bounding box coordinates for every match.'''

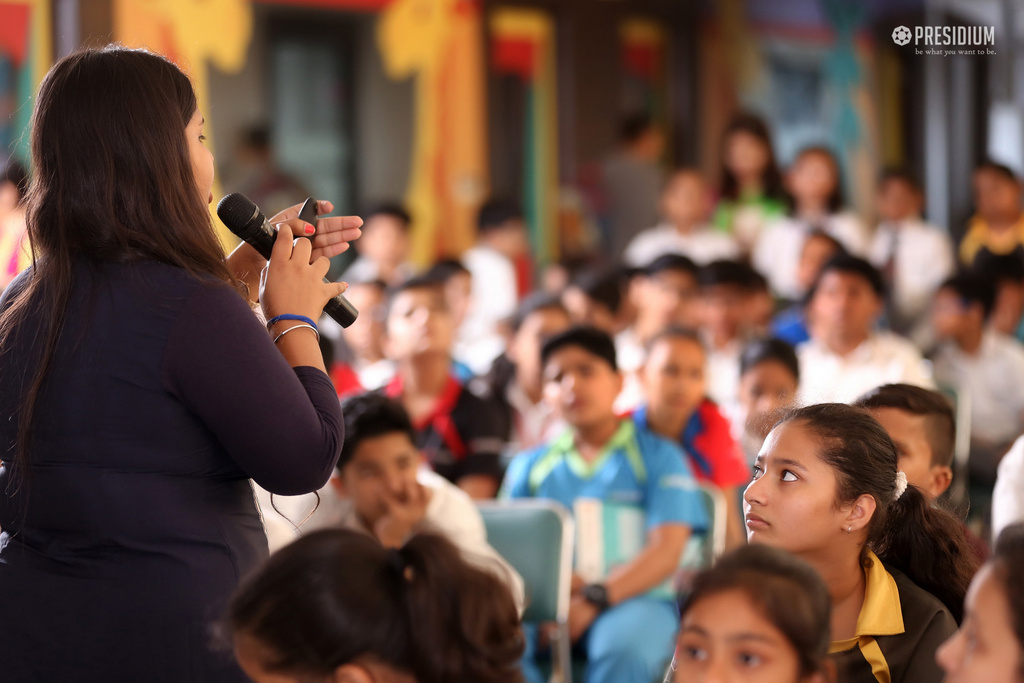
[993,436,1024,542]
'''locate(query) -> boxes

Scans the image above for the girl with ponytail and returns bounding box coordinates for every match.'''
[225,528,524,683]
[743,403,981,683]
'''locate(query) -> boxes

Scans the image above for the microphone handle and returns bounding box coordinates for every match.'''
[247,218,359,329]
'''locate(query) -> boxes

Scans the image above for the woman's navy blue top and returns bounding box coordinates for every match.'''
[0,260,344,682]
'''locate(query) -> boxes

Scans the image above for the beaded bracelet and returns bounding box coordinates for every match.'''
[273,323,319,344]
[266,314,318,332]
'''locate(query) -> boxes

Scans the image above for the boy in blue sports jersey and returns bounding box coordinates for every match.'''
[502,325,708,683]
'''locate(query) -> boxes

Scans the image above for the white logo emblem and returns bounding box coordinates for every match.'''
[892,26,912,45]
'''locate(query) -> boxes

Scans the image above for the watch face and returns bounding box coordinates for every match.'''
[584,584,608,607]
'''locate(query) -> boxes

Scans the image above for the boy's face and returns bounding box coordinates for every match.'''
[385,286,454,361]
[931,288,976,340]
[635,270,700,329]
[808,271,881,343]
[487,220,530,260]
[562,286,618,334]
[360,214,410,269]
[661,172,708,226]
[341,284,386,362]
[543,346,622,429]
[877,178,922,223]
[332,432,423,528]
[973,169,1023,223]
[701,283,748,341]
[738,360,798,440]
[640,337,706,421]
[867,407,952,499]
[509,307,572,387]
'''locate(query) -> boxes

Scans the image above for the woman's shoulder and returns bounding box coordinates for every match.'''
[887,564,956,622]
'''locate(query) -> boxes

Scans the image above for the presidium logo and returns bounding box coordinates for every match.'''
[892,24,997,55]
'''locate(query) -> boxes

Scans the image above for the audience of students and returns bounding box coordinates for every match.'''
[231,109,1024,683]
[225,529,524,683]
[670,544,833,683]
[503,326,708,683]
[633,328,751,549]
[754,146,869,301]
[343,203,415,286]
[868,169,955,344]
[931,273,1024,486]
[798,254,933,404]
[745,403,981,682]
[382,276,506,499]
[624,169,740,267]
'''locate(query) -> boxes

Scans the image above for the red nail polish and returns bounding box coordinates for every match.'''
[304,224,315,235]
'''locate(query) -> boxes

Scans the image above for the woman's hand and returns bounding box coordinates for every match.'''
[268,200,362,262]
[260,223,349,324]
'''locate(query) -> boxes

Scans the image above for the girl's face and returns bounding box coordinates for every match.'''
[186,109,215,205]
[725,131,771,181]
[675,588,824,683]
[641,337,706,422]
[787,153,837,210]
[744,421,855,553]
[937,565,1023,683]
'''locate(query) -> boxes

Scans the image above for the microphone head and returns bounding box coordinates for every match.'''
[217,193,266,240]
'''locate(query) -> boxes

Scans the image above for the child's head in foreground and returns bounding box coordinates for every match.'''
[674,543,832,683]
[225,529,523,683]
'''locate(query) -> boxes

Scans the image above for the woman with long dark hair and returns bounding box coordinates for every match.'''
[744,403,981,683]
[0,46,360,681]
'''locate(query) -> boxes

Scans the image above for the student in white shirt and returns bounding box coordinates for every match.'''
[624,169,740,268]
[326,393,524,608]
[342,204,416,287]
[931,273,1024,484]
[753,146,870,301]
[869,169,955,345]
[699,260,758,407]
[460,200,529,374]
[797,254,933,404]
[993,435,1024,541]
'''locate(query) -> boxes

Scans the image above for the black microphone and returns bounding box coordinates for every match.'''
[217,192,359,328]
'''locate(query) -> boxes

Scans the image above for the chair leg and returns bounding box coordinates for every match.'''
[550,622,572,683]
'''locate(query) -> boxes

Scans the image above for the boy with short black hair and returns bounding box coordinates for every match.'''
[931,273,1024,485]
[327,393,523,604]
[383,276,507,498]
[503,325,707,683]
[798,254,932,403]
[853,384,956,499]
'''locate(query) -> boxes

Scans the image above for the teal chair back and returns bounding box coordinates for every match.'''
[477,499,574,624]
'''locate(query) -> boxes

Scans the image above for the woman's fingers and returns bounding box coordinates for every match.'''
[291,235,313,264]
[311,255,332,280]
[324,281,349,300]
[271,221,295,262]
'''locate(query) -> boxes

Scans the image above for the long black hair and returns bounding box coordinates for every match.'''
[719,112,785,202]
[225,529,524,683]
[782,403,980,622]
[0,47,234,485]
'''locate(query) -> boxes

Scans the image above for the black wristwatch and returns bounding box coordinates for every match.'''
[581,583,611,612]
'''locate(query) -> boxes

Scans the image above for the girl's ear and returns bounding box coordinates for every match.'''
[845,493,877,534]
